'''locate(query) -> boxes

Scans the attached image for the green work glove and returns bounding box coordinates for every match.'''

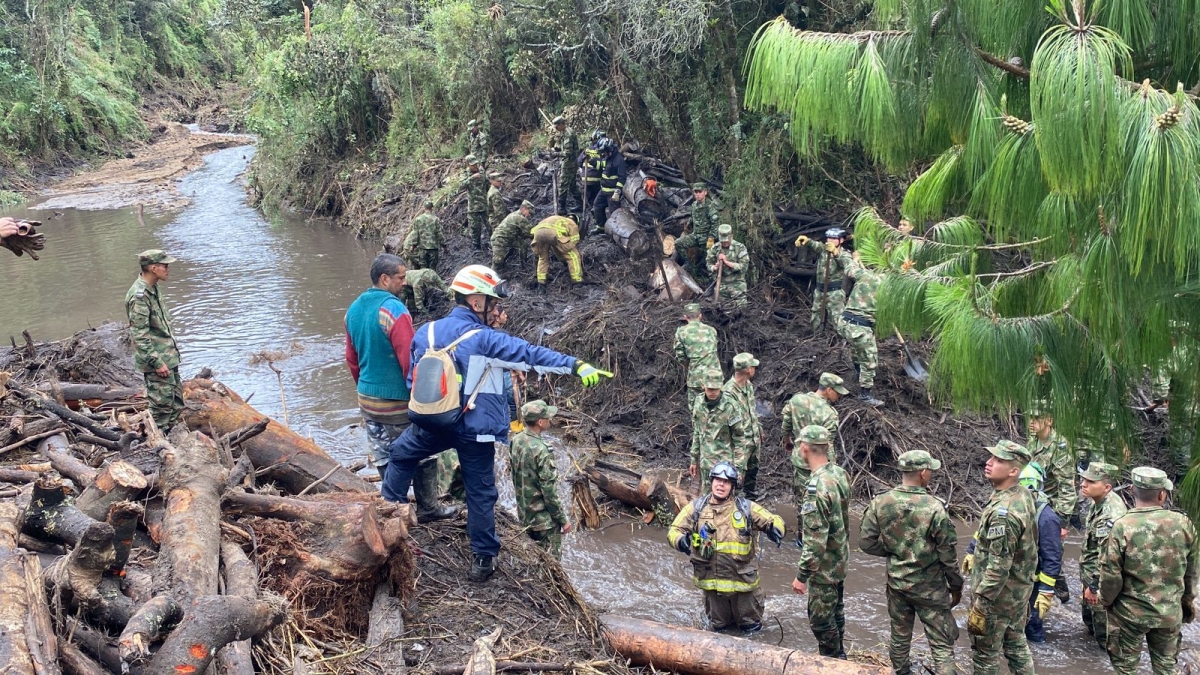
[967,604,987,636]
[575,362,612,387]
[960,553,975,576]
[1034,591,1055,619]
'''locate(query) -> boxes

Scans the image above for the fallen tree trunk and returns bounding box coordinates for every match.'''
[621,171,665,220]
[215,540,258,675]
[23,475,100,546]
[605,208,653,260]
[183,379,373,495]
[38,434,98,487]
[13,386,122,442]
[584,462,690,516]
[154,429,224,607]
[57,642,105,675]
[366,583,406,674]
[0,502,61,675]
[649,258,703,301]
[75,460,147,520]
[34,382,143,405]
[117,594,183,665]
[143,595,288,675]
[602,615,890,675]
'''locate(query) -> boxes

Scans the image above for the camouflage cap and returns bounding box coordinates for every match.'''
[465,154,479,164]
[520,200,534,210]
[732,352,759,370]
[467,119,478,128]
[683,302,701,316]
[1131,466,1173,491]
[138,249,177,265]
[819,372,850,395]
[799,424,831,445]
[1080,461,1120,483]
[1027,399,1051,417]
[423,198,435,208]
[717,224,733,240]
[488,171,502,180]
[691,182,707,191]
[551,115,565,125]
[702,370,725,389]
[520,399,558,423]
[986,439,1031,464]
[897,450,941,472]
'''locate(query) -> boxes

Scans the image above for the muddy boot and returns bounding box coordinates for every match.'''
[857,388,883,407]
[740,622,762,634]
[536,281,547,295]
[414,461,459,523]
[468,554,495,582]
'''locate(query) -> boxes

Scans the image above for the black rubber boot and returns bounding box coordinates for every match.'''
[414,460,459,523]
[857,388,883,407]
[468,554,495,582]
[536,281,547,295]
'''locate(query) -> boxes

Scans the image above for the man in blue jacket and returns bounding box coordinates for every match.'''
[383,264,612,582]
[1020,463,1063,643]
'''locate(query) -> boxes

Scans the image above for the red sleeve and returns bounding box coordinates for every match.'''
[388,312,415,380]
[345,322,361,383]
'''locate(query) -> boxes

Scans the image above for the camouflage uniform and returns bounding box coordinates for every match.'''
[436,448,463,500]
[531,215,582,283]
[968,442,1038,675]
[859,451,962,675]
[1080,464,1127,649]
[1100,467,1197,675]
[781,373,847,502]
[672,310,721,411]
[403,268,447,314]
[838,255,882,389]
[550,122,580,213]
[404,211,442,271]
[487,182,506,232]
[689,391,748,479]
[491,206,531,269]
[509,400,568,558]
[676,187,721,281]
[125,252,183,431]
[1027,428,1075,521]
[465,163,489,247]
[705,225,749,307]
[668,491,784,631]
[801,238,850,330]
[467,124,489,166]
[722,353,761,499]
[795,426,851,658]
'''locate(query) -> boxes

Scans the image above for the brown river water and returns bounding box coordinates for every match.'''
[2,142,1192,672]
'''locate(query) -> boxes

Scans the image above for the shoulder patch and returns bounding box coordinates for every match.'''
[134,290,146,299]
[986,524,1006,538]
[801,501,817,514]
[1096,525,1111,538]
[997,506,1009,518]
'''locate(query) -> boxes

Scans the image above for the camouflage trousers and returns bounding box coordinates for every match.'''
[969,603,1034,675]
[467,211,488,248]
[144,367,183,431]
[436,449,465,500]
[742,441,760,500]
[808,581,846,658]
[716,279,747,308]
[534,241,583,283]
[1107,613,1181,675]
[703,587,764,631]
[557,170,581,213]
[405,281,446,315]
[411,248,439,271]
[837,321,878,388]
[886,588,958,675]
[364,418,407,472]
[1081,602,1111,651]
[674,233,712,283]
[528,527,563,559]
[490,229,528,270]
[811,288,845,330]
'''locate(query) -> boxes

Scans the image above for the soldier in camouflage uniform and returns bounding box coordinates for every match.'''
[1026,405,1075,603]
[723,353,761,500]
[839,251,883,406]
[792,425,851,658]
[675,183,721,281]
[795,228,850,330]
[964,440,1037,675]
[403,268,448,315]
[464,155,489,250]
[509,400,571,557]
[688,375,749,482]
[1100,467,1197,675]
[491,200,533,270]
[706,224,749,308]
[126,249,183,431]
[467,119,489,166]
[860,450,962,675]
[1079,461,1127,649]
[673,303,722,411]
[404,200,442,271]
[668,462,785,633]
[550,116,580,214]
[781,372,848,512]
[487,172,506,233]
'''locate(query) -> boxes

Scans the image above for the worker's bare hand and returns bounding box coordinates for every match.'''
[792,579,807,595]
[1083,588,1099,606]
[688,464,698,479]
[561,522,573,534]
[852,251,861,262]
[155,364,170,377]
[0,217,18,240]
[1061,527,1068,539]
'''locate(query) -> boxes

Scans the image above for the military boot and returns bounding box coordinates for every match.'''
[857,388,883,407]
[413,459,459,523]
[468,554,495,582]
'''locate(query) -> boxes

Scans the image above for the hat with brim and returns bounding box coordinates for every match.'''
[520,399,558,424]
[1131,466,1173,491]
[819,372,850,395]
[732,353,759,370]
[897,450,941,472]
[799,424,831,446]
[138,249,177,265]
[987,439,1031,464]
[1079,461,1119,483]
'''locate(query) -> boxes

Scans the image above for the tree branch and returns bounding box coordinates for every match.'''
[972,45,1029,79]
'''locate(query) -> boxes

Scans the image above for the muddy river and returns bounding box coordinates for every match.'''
[2,141,1191,672]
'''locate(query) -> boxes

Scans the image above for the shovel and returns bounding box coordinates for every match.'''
[894,328,929,381]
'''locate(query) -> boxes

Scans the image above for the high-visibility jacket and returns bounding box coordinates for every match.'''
[600,150,626,196]
[668,494,784,593]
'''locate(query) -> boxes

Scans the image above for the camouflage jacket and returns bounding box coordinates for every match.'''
[689,197,721,242]
[672,320,721,389]
[405,213,441,250]
[509,430,567,531]
[1080,491,1127,588]
[1100,506,1197,627]
[970,484,1038,615]
[722,377,761,457]
[465,169,489,214]
[668,494,784,593]
[125,277,180,373]
[405,268,447,294]
[706,240,749,284]
[860,485,963,601]
[689,393,748,471]
[797,462,851,585]
[1027,430,1074,518]
[803,239,850,286]
[552,127,579,175]
[781,391,839,467]
[493,211,530,241]
[468,130,489,164]
[487,185,506,227]
[844,256,882,317]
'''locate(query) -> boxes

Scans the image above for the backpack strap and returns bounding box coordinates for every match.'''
[445,328,481,351]
[690,494,711,530]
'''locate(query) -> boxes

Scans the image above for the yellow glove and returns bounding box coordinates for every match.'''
[795,235,809,247]
[960,553,974,576]
[1034,591,1054,619]
[967,604,987,636]
[824,240,838,253]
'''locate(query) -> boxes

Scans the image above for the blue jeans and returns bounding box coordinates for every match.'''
[383,425,502,557]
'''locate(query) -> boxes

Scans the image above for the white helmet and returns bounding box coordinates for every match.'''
[450,264,510,298]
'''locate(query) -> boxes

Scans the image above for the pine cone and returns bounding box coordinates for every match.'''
[1002,114,1033,135]
[1155,104,1182,130]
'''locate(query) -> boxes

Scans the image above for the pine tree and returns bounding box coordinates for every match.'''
[744,0,1200,513]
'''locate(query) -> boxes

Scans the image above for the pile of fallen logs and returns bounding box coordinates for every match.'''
[0,375,414,675]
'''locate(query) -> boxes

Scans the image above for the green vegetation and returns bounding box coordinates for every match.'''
[745,0,1200,507]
